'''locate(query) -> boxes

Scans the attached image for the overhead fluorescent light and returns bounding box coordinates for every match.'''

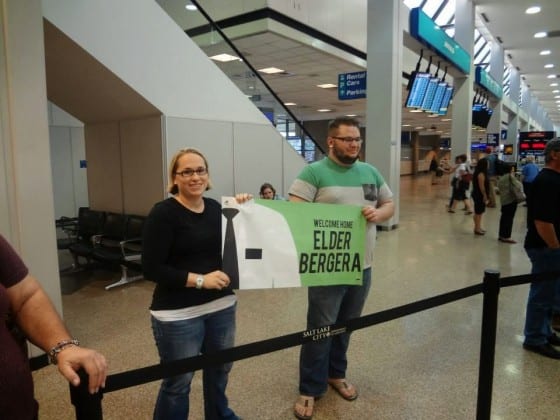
[540,50,551,56]
[545,64,555,69]
[551,83,559,87]
[534,31,547,38]
[402,124,411,127]
[414,126,424,130]
[209,53,240,62]
[317,83,337,89]
[525,6,541,14]
[409,109,423,113]
[284,102,297,106]
[548,75,557,79]
[258,67,285,74]
[553,90,560,93]
[345,114,357,117]
[317,109,332,112]
[441,118,452,121]
[185,4,197,11]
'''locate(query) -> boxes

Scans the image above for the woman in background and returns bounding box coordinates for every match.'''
[472,158,490,235]
[497,163,523,243]
[143,148,249,420]
[259,182,284,200]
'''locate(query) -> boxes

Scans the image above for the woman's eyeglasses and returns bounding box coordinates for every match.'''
[176,167,208,178]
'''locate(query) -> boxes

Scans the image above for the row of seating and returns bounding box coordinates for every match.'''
[58,208,146,290]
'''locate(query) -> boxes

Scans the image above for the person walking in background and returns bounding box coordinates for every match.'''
[425,146,440,185]
[485,147,498,207]
[521,155,540,206]
[0,234,107,420]
[522,138,560,359]
[497,163,523,243]
[448,154,473,215]
[471,158,490,235]
[289,117,394,420]
[142,148,250,420]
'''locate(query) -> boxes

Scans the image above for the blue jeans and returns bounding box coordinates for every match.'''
[299,268,372,396]
[151,304,238,420]
[524,248,560,345]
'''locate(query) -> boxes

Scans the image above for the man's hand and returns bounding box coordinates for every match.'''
[57,346,107,394]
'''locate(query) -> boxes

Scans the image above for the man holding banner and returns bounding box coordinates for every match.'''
[290,117,394,419]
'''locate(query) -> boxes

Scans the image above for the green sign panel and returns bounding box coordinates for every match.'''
[475,66,503,100]
[410,7,471,75]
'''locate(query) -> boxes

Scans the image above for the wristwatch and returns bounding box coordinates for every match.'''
[195,275,204,289]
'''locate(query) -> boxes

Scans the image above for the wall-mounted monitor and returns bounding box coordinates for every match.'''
[420,77,439,111]
[438,86,453,115]
[429,81,448,114]
[405,71,431,108]
[472,103,493,128]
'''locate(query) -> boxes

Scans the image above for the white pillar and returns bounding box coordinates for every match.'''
[365,0,402,229]
[0,0,62,355]
[487,43,504,140]
[450,0,475,158]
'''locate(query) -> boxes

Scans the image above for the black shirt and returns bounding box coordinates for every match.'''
[524,168,560,249]
[142,197,234,310]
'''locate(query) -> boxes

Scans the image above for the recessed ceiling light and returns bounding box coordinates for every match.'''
[551,83,559,87]
[555,95,560,99]
[209,53,240,62]
[545,64,555,69]
[317,109,332,112]
[409,109,423,113]
[345,114,357,117]
[316,83,337,89]
[185,4,197,11]
[427,114,439,118]
[414,126,424,130]
[441,118,452,121]
[258,67,285,74]
[402,124,411,127]
[525,6,541,14]
[534,31,547,38]
[553,90,560,93]
[540,50,551,56]
[284,102,297,106]
[548,74,557,79]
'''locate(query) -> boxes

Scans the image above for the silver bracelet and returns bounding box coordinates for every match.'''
[48,339,80,365]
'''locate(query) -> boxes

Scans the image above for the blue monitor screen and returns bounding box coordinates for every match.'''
[420,77,439,111]
[429,82,448,114]
[405,72,431,108]
[438,86,453,115]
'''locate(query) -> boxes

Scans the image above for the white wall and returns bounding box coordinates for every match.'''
[48,102,88,218]
[42,0,271,124]
[42,0,307,200]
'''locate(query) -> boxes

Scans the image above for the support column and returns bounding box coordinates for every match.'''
[0,0,62,356]
[365,0,402,229]
[487,43,504,143]
[451,0,475,158]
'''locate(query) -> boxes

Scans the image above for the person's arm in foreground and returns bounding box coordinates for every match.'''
[7,274,107,394]
[362,199,395,223]
[535,221,560,249]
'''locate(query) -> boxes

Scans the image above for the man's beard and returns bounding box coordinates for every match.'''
[333,146,359,164]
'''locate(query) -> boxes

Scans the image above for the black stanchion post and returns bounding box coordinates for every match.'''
[69,369,103,420]
[476,269,500,420]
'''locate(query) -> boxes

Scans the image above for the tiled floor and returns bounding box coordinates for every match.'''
[33,173,560,419]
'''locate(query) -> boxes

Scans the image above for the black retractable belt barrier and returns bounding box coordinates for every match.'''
[476,270,500,420]
[68,269,560,419]
[70,369,103,420]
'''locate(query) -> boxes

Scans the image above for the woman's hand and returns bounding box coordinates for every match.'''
[203,270,231,290]
[235,193,253,203]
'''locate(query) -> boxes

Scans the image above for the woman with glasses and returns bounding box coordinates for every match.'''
[142,148,249,420]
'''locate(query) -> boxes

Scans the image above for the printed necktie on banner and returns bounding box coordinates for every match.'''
[222,208,239,289]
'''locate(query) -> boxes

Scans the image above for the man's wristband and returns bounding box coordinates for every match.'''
[48,339,80,365]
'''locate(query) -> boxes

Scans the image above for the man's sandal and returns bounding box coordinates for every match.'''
[294,395,314,420]
[327,378,358,401]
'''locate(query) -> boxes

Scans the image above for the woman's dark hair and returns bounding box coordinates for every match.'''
[259,182,276,197]
[474,158,488,174]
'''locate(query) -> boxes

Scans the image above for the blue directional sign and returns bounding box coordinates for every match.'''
[338,71,367,100]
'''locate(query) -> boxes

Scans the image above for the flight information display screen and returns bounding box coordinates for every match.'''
[405,72,431,108]
[429,82,448,114]
[438,86,453,115]
[420,77,440,111]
